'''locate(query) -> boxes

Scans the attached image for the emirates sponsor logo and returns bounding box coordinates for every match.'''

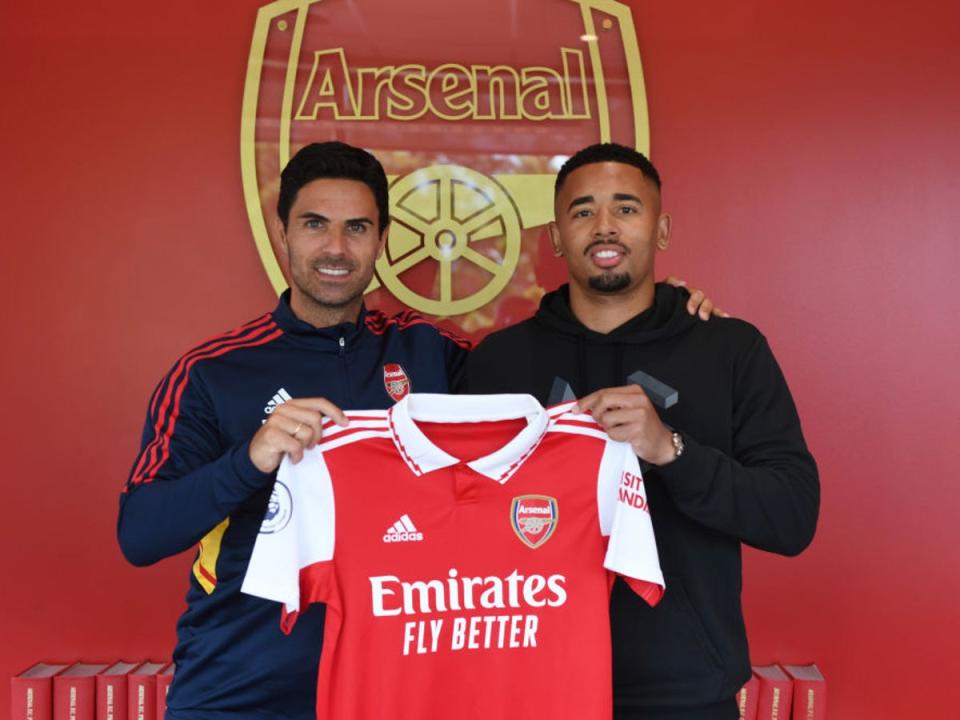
[370,568,567,656]
[383,363,411,402]
[370,568,566,617]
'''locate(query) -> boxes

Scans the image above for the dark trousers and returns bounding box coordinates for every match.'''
[614,699,738,720]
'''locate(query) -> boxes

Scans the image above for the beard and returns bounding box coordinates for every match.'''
[588,272,632,293]
[291,255,361,301]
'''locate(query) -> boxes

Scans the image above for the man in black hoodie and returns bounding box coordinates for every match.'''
[462,143,819,720]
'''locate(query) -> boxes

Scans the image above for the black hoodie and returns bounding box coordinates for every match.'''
[462,283,819,711]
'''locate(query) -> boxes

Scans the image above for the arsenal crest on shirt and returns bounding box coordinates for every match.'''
[511,495,558,549]
[383,363,411,402]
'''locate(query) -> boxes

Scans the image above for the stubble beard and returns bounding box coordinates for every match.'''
[289,254,372,322]
[588,272,632,293]
[298,274,366,310]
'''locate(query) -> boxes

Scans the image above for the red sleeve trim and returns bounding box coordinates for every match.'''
[321,413,388,431]
[364,309,472,350]
[280,560,335,635]
[622,576,664,607]
[128,316,282,487]
[316,425,390,450]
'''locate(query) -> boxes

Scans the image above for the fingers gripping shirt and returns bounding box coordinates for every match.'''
[242,394,664,720]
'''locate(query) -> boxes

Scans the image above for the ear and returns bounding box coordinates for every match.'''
[273,215,289,253]
[547,221,563,257]
[655,213,672,251]
[377,222,389,259]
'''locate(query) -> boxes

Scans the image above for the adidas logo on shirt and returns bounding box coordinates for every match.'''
[264,388,292,415]
[383,514,424,543]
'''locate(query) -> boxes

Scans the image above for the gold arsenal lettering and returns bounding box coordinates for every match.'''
[295,48,591,122]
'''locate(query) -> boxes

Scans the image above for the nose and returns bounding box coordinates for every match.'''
[593,207,618,238]
[325,227,349,255]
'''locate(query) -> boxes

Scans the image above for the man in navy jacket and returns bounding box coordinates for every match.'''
[118,142,468,719]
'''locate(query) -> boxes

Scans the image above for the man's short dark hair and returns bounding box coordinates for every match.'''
[554,143,661,194]
[277,141,390,231]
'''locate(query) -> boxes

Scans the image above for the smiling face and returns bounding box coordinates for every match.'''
[549,161,670,322]
[277,178,388,328]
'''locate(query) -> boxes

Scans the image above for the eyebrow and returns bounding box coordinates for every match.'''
[566,193,644,212]
[297,212,374,226]
[567,195,594,212]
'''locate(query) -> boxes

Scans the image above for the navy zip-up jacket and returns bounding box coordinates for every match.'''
[118,292,468,719]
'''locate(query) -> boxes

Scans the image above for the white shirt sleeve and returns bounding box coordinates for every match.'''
[240,448,336,616]
[597,439,665,605]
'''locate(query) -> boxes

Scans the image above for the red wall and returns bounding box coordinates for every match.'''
[2,1,957,717]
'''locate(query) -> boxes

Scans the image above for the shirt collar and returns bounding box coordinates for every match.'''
[387,394,549,483]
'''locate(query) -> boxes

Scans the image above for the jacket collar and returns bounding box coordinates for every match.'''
[270,290,369,348]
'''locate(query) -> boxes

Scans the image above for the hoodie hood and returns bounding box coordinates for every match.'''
[514,282,701,401]
[533,283,699,345]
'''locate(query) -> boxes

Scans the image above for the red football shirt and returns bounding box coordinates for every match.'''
[243,394,664,720]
